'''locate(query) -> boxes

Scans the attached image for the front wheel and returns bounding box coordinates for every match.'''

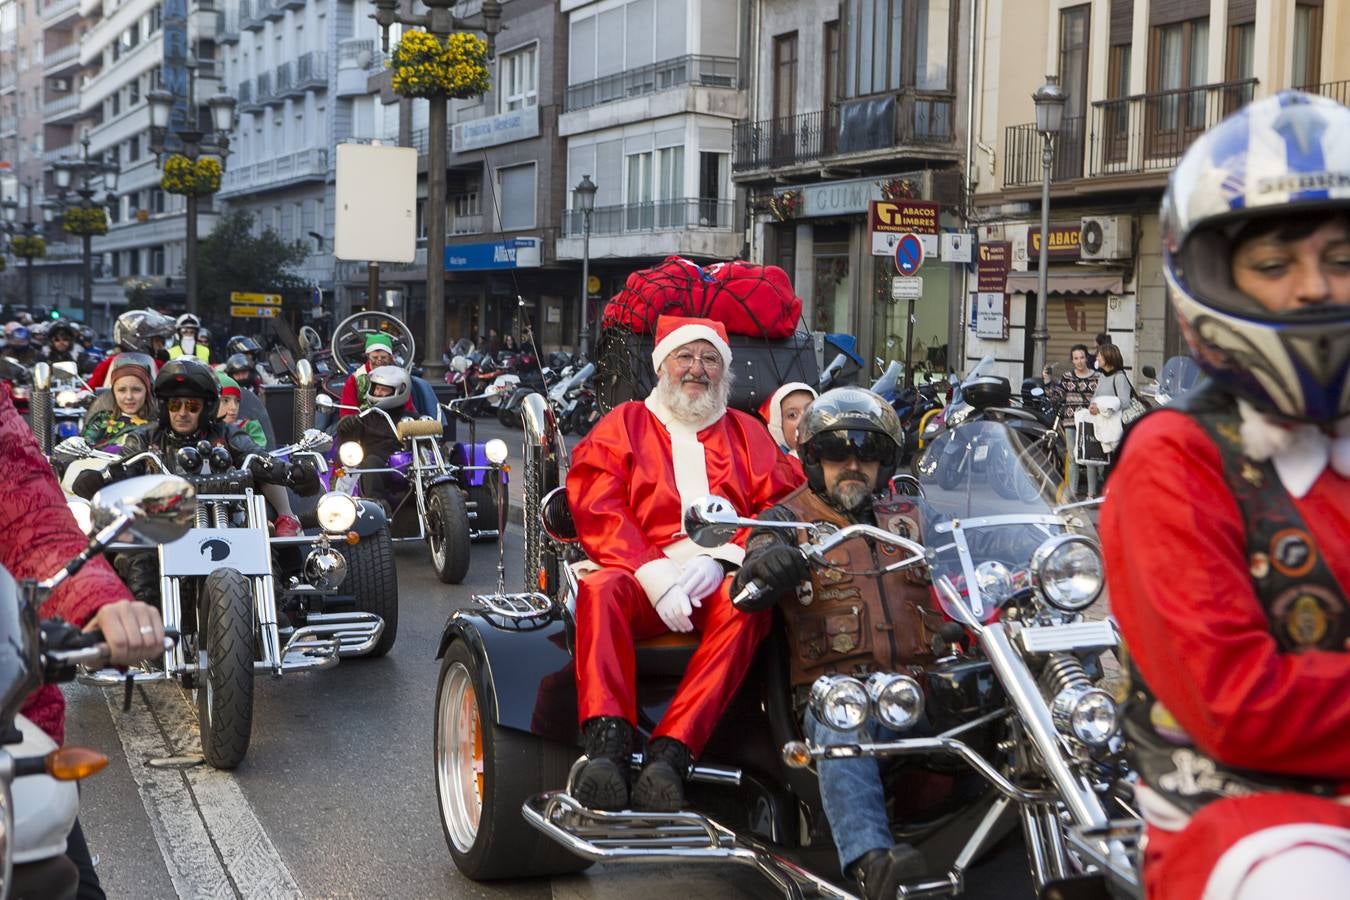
[340,527,399,656]
[427,483,471,584]
[197,568,255,770]
[435,641,591,881]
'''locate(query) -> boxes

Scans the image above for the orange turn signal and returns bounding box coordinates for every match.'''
[781,741,812,770]
[502,464,510,474]
[333,467,345,478]
[537,568,548,591]
[345,531,360,545]
[47,747,109,781]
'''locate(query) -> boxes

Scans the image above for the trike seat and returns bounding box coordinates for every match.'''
[634,631,699,677]
[397,418,444,441]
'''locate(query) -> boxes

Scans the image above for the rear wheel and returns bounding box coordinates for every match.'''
[197,569,255,770]
[339,528,399,656]
[435,640,590,880]
[428,483,471,584]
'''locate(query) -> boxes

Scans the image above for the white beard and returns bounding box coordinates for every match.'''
[655,369,732,427]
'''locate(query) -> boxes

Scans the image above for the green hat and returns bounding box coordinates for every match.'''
[364,333,395,356]
[215,370,242,397]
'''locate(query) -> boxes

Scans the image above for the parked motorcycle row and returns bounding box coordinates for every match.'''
[444,339,600,437]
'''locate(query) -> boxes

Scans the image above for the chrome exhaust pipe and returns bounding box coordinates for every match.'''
[294,358,316,435]
[30,362,52,456]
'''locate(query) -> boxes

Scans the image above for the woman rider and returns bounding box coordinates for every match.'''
[81,355,157,449]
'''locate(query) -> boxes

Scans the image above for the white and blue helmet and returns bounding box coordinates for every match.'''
[1161,91,1350,423]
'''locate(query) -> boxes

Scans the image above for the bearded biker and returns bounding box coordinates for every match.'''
[733,388,941,899]
[1102,91,1350,900]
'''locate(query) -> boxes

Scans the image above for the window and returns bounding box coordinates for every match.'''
[151,188,165,214]
[149,4,161,34]
[498,44,538,113]
[129,75,140,105]
[772,32,797,121]
[625,151,652,229]
[1148,16,1209,147]
[496,163,536,231]
[1292,3,1322,89]
[127,134,140,162]
[111,91,121,116]
[824,21,841,104]
[843,0,954,97]
[1055,5,1089,178]
[698,151,729,227]
[657,145,683,226]
[150,246,165,275]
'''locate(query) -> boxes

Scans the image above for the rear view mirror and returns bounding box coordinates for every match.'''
[92,474,197,545]
[1141,365,1156,379]
[683,496,750,548]
[316,394,336,410]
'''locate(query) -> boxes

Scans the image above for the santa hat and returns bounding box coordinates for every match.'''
[364,333,395,357]
[215,371,242,400]
[759,382,817,452]
[650,315,732,373]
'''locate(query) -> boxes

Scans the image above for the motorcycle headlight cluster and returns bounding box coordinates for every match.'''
[809,673,925,732]
[1051,684,1119,747]
[338,441,365,468]
[1030,535,1104,612]
[315,491,358,534]
[484,438,509,465]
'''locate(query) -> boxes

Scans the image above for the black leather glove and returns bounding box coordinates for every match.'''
[731,544,809,611]
[335,416,361,441]
[248,455,281,483]
[286,458,321,495]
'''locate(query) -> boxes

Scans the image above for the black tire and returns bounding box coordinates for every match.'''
[435,641,590,880]
[572,399,599,437]
[497,405,517,428]
[197,569,255,770]
[466,483,499,542]
[936,449,965,490]
[427,483,471,584]
[340,527,399,656]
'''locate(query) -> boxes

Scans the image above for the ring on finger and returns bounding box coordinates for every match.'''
[139,625,154,636]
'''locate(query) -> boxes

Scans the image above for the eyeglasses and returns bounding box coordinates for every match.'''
[803,430,897,465]
[670,351,724,372]
[167,398,204,414]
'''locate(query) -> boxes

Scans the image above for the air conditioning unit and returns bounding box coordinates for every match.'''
[1080,215,1134,261]
[51,78,71,92]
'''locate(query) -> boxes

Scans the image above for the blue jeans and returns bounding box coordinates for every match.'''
[804,710,905,872]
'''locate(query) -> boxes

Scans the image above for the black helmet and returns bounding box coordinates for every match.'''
[153,357,220,427]
[224,352,257,382]
[797,388,904,498]
[114,310,174,352]
[48,320,76,343]
[227,335,263,357]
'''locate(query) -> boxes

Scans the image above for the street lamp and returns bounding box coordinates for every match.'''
[1030,75,1066,377]
[573,174,597,358]
[368,0,502,380]
[48,132,120,325]
[146,54,237,316]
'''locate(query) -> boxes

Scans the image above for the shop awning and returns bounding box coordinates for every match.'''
[1004,272,1123,296]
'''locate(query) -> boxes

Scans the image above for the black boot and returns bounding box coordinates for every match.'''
[850,844,926,900]
[572,717,633,811]
[630,737,691,812]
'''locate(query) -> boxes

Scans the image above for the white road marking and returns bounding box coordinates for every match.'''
[99,682,303,899]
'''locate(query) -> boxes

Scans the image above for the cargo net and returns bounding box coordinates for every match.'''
[595,257,810,415]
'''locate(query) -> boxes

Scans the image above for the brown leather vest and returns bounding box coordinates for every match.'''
[772,484,940,689]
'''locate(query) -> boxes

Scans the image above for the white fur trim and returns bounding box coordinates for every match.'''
[765,382,817,450]
[663,535,744,568]
[1202,822,1350,900]
[1237,400,1350,498]
[634,556,682,607]
[651,325,732,372]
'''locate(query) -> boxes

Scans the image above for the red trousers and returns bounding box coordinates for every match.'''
[574,567,770,757]
[1144,792,1350,900]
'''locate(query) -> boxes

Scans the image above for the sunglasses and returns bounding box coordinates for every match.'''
[803,430,896,465]
[167,398,205,414]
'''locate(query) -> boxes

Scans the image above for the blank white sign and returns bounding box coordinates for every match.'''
[334,143,417,263]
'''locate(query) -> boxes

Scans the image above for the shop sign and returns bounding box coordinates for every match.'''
[444,238,541,271]
[792,176,885,218]
[869,200,940,235]
[976,241,1011,293]
[974,292,1010,339]
[872,231,937,257]
[452,107,540,153]
[1028,224,1082,259]
[941,232,973,263]
[891,277,923,301]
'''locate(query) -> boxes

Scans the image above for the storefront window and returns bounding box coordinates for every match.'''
[813,245,852,336]
[872,255,951,381]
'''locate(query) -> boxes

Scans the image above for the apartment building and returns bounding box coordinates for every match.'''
[733,0,971,378]
[969,0,1349,383]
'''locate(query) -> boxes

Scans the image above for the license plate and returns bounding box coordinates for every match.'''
[160,528,272,577]
[973,445,989,462]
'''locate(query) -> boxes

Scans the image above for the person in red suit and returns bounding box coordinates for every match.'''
[567,315,802,812]
[1102,91,1350,900]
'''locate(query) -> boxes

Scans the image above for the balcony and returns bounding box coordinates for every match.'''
[218,9,240,44]
[275,61,295,98]
[296,52,328,90]
[219,147,330,196]
[237,80,254,108]
[43,93,80,120]
[565,55,738,113]
[257,72,278,106]
[1001,79,1257,188]
[241,0,266,31]
[263,0,284,21]
[41,0,80,26]
[732,91,956,172]
[43,42,81,72]
[0,115,16,136]
[450,214,482,236]
[561,198,736,237]
[282,0,305,8]
[1297,79,1350,107]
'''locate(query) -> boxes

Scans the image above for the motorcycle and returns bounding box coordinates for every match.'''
[61,431,393,770]
[1,474,186,899]
[549,363,597,436]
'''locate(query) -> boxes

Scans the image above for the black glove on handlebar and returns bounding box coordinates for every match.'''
[335,416,362,441]
[732,545,809,611]
[285,457,321,496]
[248,455,281,483]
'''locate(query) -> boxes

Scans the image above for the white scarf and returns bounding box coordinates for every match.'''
[1236,400,1350,498]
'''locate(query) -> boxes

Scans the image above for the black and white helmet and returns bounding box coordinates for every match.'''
[797,388,904,496]
[366,365,411,411]
[113,310,175,352]
[175,313,201,335]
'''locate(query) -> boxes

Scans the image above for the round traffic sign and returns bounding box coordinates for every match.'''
[894,233,924,276]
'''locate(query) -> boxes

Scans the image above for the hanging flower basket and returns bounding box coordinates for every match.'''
[768,190,802,222]
[10,235,46,259]
[161,154,223,195]
[62,206,109,237]
[389,30,491,100]
[879,178,916,201]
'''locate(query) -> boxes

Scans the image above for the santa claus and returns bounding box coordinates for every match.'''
[567,315,802,813]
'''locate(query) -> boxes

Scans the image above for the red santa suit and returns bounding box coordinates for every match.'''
[1102,407,1350,900]
[568,318,802,757]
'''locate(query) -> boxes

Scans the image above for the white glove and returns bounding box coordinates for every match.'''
[678,555,724,603]
[655,585,698,633]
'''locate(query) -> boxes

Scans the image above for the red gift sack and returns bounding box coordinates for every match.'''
[601,257,802,339]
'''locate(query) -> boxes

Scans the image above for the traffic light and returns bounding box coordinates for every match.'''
[50,308,61,320]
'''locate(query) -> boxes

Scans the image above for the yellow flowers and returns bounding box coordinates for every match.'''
[61,206,109,236]
[390,30,491,99]
[10,235,46,258]
[161,154,223,195]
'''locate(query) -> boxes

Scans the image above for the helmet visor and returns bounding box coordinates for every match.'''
[802,430,897,466]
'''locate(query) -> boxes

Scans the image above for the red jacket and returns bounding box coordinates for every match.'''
[1102,412,1350,785]
[0,388,130,744]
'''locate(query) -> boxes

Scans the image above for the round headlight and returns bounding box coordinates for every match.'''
[1051,684,1119,747]
[974,560,1015,608]
[315,491,357,533]
[484,438,508,465]
[865,672,924,731]
[338,441,364,468]
[1031,535,1104,612]
[808,675,869,731]
[56,389,82,406]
